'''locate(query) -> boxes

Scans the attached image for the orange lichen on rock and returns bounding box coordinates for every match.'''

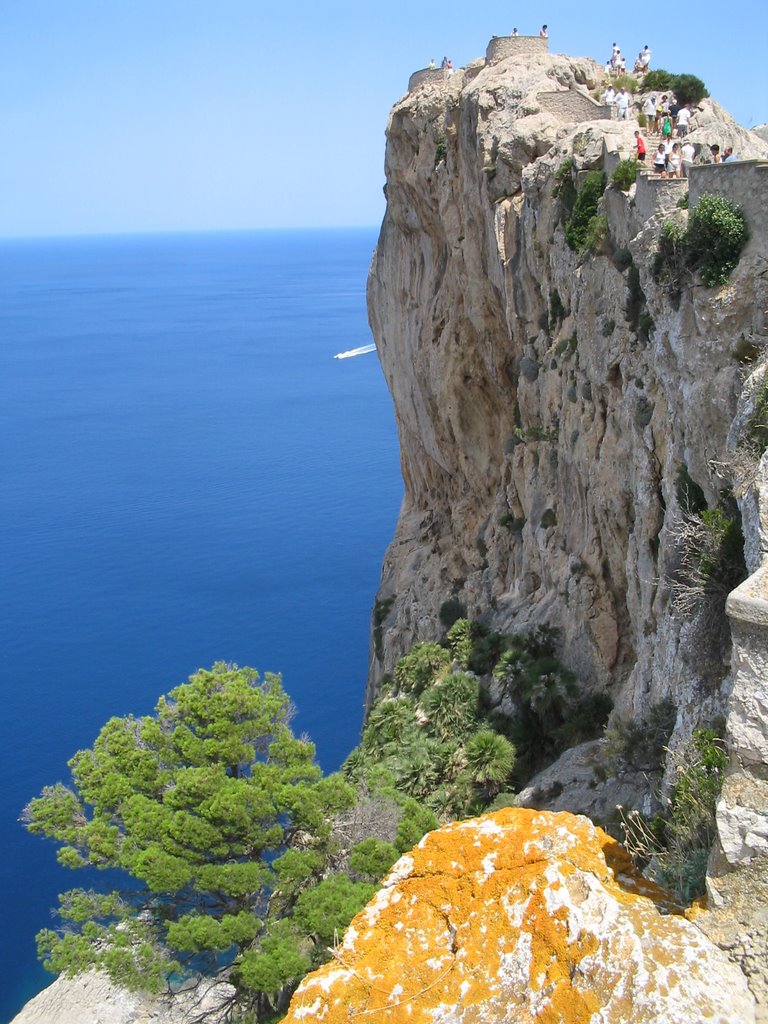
[283,808,755,1023]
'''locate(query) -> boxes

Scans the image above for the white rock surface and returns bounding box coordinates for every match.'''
[9,972,234,1024]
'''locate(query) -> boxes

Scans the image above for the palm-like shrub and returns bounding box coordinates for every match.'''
[421,672,481,741]
[361,697,419,754]
[394,643,451,694]
[389,738,446,799]
[464,730,516,798]
[445,618,475,667]
[493,648,534,698]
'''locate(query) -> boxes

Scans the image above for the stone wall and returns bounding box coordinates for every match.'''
[689,161,768,253]
[486,35,548,63]
[634,171,688,224]
[408,67,447,92]
[537,89,610,123]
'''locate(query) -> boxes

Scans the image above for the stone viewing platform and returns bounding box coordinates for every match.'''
[407,66,450,92]
[408,33,548,93]
[486,34,549,64]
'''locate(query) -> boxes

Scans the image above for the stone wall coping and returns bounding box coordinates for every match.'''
[726,563,768,627]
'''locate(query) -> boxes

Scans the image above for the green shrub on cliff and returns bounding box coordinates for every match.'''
[564,171,606,252]
[611,158,639,192]
[620,727,727,902]
[685,193,748,287]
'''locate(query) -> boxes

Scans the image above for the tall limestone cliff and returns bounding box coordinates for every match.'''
[367,41,768,767]
[365,36,768,1017]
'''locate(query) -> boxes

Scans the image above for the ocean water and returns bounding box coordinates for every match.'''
[0,228,402,1022]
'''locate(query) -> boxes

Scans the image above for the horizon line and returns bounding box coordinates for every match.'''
[0,224,382,244]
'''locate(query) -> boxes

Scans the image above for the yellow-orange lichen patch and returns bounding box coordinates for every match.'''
[282,808,755,1024]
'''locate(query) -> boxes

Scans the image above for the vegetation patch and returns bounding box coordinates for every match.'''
[655,195,748,291]
[434,134,447,167]
[22,664,405,1020]
[373,595,396,660]
[641,70,708,106]
[611,158,639,192]
[584,213,610,255]
[346,620,609,820]
[686,194,748,287]
[563,171,606,253]
[742,374,768,455]
[620,727,726,902]
[667,491,746,621]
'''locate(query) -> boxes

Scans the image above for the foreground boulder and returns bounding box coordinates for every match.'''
[283,808,754,1023]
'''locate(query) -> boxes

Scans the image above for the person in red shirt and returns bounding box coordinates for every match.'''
[634,130,647,161]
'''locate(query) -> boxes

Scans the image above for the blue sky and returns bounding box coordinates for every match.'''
[2,0,766,237]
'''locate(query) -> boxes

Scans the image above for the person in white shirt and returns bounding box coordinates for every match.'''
[615,88,631,120]
[603,86,616,108]
[641,45,651,68]
[643,93,657,132]
[681,140,696,176]
[676,105,693,137]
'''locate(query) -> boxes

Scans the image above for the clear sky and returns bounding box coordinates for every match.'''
[2,0,766,237]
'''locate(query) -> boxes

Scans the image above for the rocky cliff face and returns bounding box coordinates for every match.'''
[367,45,768,764]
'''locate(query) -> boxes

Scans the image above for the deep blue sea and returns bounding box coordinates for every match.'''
[0,228,402,1022]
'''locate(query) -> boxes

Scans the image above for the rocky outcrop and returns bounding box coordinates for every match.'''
[282,808,756,1023]
[367,42,768,772]
[8,973,234,1024]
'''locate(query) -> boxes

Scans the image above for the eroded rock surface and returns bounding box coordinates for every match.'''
[8,973,233,1024]
[283,808,755,1023]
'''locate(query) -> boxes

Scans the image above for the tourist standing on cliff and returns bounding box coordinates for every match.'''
[667,142,682,177]
[540,24,548,38]
[615,87,631,120]
[512,27,518,36]
[643,93,658,133]
[676,104,693,137]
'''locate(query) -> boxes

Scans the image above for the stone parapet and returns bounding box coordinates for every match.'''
[408,67,448,93]
[486,34,548,64]
[537,89,611,124]
[634,171,688,225]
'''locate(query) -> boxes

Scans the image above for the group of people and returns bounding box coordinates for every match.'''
[639,93,696,137]
[602,85,634,120]
[646,137,696,177]
[636,133,737,177]
[606,42,650,76]
[427,56,454,76]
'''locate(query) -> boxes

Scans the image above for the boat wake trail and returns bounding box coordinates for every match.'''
[334,343,376,360]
